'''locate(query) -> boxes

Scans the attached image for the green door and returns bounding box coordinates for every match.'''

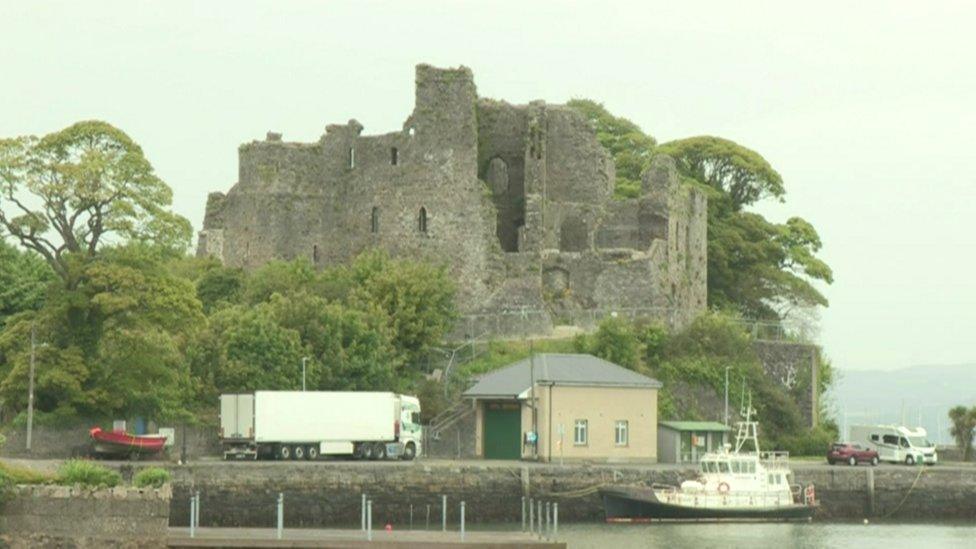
[483,402,521,460]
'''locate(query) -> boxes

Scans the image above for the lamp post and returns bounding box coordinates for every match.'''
[301,357,308,392]
[26,323,36,453]
[723,366,730,427]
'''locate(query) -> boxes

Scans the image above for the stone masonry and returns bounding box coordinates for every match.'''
[198,65,707,336]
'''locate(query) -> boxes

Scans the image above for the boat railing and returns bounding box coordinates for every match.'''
[790,483,803,503]
[760,451,791,468]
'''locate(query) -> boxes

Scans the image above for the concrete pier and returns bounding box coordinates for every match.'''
[167,527,563,548]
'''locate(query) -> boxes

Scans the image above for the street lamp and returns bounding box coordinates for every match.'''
[26,323,48,453]
[301,357,309,392]
[723,366,731,427]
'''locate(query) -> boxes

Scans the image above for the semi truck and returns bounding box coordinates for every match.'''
[219,391,423,461]
[849,424,937,465]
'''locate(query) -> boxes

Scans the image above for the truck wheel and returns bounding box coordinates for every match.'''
[402,443,416,461]
[374,442,387,460]
[905,455,915,466]
[293,445,306,460]
[307,445,319,460]
[278,445,292,460]
[361,443,374,460]
[848,456,857,466]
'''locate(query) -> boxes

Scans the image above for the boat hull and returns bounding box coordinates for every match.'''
[600,486,816,522]
[89,427,166,458]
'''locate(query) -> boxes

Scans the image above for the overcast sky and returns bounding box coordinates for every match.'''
[2,1,974,372]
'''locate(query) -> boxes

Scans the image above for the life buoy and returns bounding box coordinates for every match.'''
[718,482,730,494]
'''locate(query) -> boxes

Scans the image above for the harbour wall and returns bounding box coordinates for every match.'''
[0,484,171,548]
[164,461,976,527]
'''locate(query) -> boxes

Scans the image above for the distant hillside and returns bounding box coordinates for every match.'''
[827,363,976,444]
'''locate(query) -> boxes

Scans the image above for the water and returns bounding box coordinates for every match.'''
[548,522,976,549]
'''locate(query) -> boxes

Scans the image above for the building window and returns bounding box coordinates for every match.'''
[371,207,379,233]
[574,419,588,446]
[614,420,629,446]
[418,207,428,233]
[391,147,399,165]
[349,147,356,169]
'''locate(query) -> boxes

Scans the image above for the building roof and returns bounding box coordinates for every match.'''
[463,353,662,398]
[659,421,731,432]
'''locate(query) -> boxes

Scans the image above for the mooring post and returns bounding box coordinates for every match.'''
[189,495,196,538]
[866,467,876,517]
[460,500,466,541]
[529,497,534,532]
[361,493,366,531]
[441,494,447,531]
[521,496,526,532]
[426,504,431,530]
[276,493,283,540]
[545,501,551,539]
[367,500,373,541]
[536,500,543,538]
[410,503,414,530]
[553,502,559,537]
[194,491,200,529]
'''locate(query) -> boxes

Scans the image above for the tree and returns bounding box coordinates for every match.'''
[659,137,832,319]
[657,137,784,210]
[0,236,54,327]
[948,405,976,462]
[335,250,457,366]
[575,315,641,370]
[0,244,205,421]
[0,121,192,286]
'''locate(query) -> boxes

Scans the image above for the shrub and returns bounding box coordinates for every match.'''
[133,467,171,489]
[57,460,121,488]
[0,460,53,485]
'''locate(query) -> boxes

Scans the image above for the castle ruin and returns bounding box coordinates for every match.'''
[197,64,707,338]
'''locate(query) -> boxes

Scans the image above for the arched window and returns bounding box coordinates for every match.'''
[371,207,379,233]
[418,207,428,233]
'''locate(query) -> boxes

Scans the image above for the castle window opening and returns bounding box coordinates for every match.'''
[349,147,356,169]
[371,207,380,233]
[418,207,428,233]
[313,245,319,263]
[391,147,399,165]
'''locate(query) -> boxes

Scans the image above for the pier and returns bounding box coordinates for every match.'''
[168,527,563,548]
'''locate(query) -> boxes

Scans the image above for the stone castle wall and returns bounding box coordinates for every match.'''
[198,64,707,335]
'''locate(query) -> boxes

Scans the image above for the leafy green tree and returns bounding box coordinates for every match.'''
[268,294,400,390]
[195,263,245,313]
[948,405,976,461]
[0,244,204,421]
[658,137,833,319]
[336,250,457,366]
[567,99,656,199]
[575,315,641,370]
[0,121,192,286]
[0,236,54,327]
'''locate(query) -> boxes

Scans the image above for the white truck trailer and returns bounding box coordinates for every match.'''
[219,391,423,461]
[849,424,937,465]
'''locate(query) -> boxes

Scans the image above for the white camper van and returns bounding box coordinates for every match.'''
[219,391,423,461]
[849,424,937,465]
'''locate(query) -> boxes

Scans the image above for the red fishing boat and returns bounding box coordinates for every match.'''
[89,426,167,458]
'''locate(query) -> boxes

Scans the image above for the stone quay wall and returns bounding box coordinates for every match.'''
[166,461,976,528]
[0,484,171,548]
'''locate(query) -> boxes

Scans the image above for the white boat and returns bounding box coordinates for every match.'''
[601,402,817,522]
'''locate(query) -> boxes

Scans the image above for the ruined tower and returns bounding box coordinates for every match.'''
[198,64,707,338]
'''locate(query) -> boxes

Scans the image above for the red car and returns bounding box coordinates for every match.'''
[827,442,879,466]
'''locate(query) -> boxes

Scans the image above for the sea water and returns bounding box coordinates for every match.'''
[549,522,976,549]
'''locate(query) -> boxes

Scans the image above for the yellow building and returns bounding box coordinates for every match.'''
[463,354,662,463]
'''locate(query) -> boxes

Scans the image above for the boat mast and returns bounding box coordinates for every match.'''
[734,391,760,454]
